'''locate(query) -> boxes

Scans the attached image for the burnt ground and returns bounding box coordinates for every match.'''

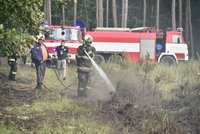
[0,66,200,134]
[90,70,200,134]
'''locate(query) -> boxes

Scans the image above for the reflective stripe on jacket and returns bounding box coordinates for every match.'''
[8,58,16,62]
[8,54,18,62]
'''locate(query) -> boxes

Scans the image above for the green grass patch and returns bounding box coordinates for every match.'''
[0,122,20,134]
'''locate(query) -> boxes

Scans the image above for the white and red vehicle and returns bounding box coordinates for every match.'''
[43,25,82,60]
[86,27,189,64]
[44,26,188,64]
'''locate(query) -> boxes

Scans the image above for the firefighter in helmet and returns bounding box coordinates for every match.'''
[76,34,96,97]
[31,36,49,89]
[8,53,19,81]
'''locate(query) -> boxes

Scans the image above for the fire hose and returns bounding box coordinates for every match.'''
[52,66,77,91]
[41,59,77,93]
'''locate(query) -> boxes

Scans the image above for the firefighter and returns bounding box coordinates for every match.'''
[76,34,96,97]
[8,53,19,81]
[31,37,49,89]
[55,40,70,80]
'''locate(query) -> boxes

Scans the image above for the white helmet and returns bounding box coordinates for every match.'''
[84,34,93,42]
[37,33,45,40]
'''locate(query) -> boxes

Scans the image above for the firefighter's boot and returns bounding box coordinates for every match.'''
[78,88,87,98]
[8,72,16,81]
[35,83,44,96]
[85,86,91,90]
[36,83,43,89]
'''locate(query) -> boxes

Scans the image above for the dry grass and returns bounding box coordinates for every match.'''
[0,57,200,133]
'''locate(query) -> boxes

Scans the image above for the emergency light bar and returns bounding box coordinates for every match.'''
[177,27,183,32]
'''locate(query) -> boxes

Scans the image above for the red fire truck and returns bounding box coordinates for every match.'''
[86,27,189,64]
[43,25,82,60]
[44,26,188,65]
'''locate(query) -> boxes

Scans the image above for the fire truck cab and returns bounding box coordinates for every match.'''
[86,27,189,64]
[155,27,188,64]
[43,25,82,60]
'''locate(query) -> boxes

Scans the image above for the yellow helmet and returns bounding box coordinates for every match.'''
[84,34,93,42]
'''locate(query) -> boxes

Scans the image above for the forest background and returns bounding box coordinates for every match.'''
[0,0,200,59]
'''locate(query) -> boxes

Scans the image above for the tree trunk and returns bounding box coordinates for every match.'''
[106,0,109,27]
[188,0,194,59]
[48,0,52,26]
[99,0,104,27]
[172,0,176,30]
[96,0,99,27]
[112,0,118,27]
[156,0,160,30]
[44,0,47,21]
[143,0,146,27]
[73,0,77,26]
[150,2,155,26]
[121,0,125,27]
[178,0,182,27]
[124,0,128,28]
[84,0,89,29]
[62,4,65,25]
[44,0,51,26]
[120,0,128,28]
[185,0,189,44]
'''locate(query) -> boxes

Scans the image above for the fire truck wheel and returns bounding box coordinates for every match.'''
[94,54,105,64]
[160,56,176,65]
[108,54,123,63]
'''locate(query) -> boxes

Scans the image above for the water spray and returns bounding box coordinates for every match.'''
[83,49,116,93]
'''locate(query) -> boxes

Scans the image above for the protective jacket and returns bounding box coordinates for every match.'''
[8,53,19,81]
[76,44,95,72]
[8,54,18,65]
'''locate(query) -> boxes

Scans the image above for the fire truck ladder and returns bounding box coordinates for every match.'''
[95,27,130,32]
[94,27,156,33]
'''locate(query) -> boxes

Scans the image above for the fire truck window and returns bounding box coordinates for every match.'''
[65,29,72,40]
[45,28,80,40]
[49,34,54,39]
[50,28,62,40]
[172,35,182,43]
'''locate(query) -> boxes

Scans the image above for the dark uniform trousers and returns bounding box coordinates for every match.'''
[8,57,17,81]
[35,61,46,88]
[77,70,92,97]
